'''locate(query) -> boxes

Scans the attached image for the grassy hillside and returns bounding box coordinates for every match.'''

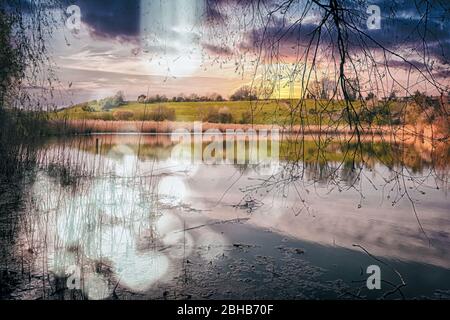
[53,100,350,125]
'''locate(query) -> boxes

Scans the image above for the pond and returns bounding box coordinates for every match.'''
[0,133,449,300]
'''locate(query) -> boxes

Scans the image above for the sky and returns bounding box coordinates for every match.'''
[42,0,450,106]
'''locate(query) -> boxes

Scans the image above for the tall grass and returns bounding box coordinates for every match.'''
[0,110,51,181]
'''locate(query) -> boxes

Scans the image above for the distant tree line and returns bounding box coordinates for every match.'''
[136,85,262,103]
[137,92,225,103]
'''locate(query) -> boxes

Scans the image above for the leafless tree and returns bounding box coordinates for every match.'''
[203,0,450,246]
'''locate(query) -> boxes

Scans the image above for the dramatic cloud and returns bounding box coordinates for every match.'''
[236,2,450,65]
[72,0,140,40]
[364,17,450,63]
[61,0,449,66]
[44,0,449,101]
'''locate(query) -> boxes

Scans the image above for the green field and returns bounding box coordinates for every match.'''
[53,100,353,125]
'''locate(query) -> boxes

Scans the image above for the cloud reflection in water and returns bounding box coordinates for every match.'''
[29,142,225,299]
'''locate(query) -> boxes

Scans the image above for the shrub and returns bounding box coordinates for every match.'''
[146,106,176,121]
[204,107,234,123]
[240,111,252,124]
[100,91,126,110]
[218,107,233,123]
[405,102,421,124]
[81,104,95,112]
[203,108,219,123]
[113,110,134,120]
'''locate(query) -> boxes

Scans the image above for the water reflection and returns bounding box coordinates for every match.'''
[11,134,450,299]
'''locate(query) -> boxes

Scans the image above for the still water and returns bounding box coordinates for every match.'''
[1,134,449,299]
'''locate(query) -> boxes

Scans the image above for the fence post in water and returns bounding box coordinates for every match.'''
[96,138,99,154]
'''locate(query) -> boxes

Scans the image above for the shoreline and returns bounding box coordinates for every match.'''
[48,119,447,140]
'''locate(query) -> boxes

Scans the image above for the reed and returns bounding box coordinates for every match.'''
[48,119,395,135]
